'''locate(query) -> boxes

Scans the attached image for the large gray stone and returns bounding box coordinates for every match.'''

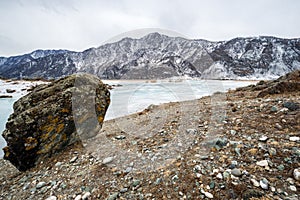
[2,74,110,171]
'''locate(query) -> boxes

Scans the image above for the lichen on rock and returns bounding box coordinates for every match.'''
[2,73,110,171]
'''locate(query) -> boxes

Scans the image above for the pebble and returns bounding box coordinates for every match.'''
[70,156,78,163]
[248,148,258,155]
[287,178,295,184]
[283,101,299,111]
[102,157,114,165]
[23,183,30,190]
[289,185,297,192]
[277,164,285,171]
[120,188,128,193]
[204,192,214,199]
[258,136,269,142]
[82,192,91,200]
[259,178,269,190]
[36,181,47,189]
[115,135,126,140]
[132,179,141,187]
[209,181,215,189]
[186,129,197,134]
[230,130,236,135]
[270,186,276,192]
[45,196,57,200]
[216,173,223,179]
[231,168,242,177]
[107,192,118,200]
[256,160,269,167]
[194,165,201,172]
[200,155,209,160]
[270,106,278,112]
[293,168,300,181]
[223,171,230,179]
[275,123,282,129]
[250,179,260,187]
[268,148,277,156]
[289,136,300,142]
[55,162,63,167]
[74,195,82,200]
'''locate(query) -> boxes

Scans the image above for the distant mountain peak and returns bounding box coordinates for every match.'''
[0,34,300,80]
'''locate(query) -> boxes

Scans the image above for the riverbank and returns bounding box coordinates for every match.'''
[0,72,299,199]
[0,79,47,99]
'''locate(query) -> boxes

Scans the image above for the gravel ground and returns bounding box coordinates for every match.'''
[0,79,299,200]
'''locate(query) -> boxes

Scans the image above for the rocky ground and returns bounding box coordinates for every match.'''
[0,71,299,200]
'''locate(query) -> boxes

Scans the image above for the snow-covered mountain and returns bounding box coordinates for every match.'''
[0,33,299,80]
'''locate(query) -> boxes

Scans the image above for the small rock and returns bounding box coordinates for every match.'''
[230,130,237,135]
[70,156,78,163]
[275,123,282,129]
[259,178,269,190]
[234,148,241,156]
[268,148,277,156]
[186,129,197,134]
[289,185,297,192]
[23,183,30,190]
[200,155,209,160]
[74,195,82,200]
[231,168,242,177]
[258,136,268,142]
[45,196,57,200]
[209,181,215,189]
[82,192,91,200]
[276,188,283,194]
[60,182,67,189]
[55,162,63,167]
[194,165,201,172]
[204,192,214,199]
[102,157,114,165]
[120,188,128,193]
[270,186,276,192]
[277,164,285,171]
[155,178,162,185]
[223,171,230,179]
[248,148,258,155]
[293,168,300,181]
[124,167,133,173]
[270,106,278,112]
[115,135,126,140]
[289,136,300,142]
[283,102,299,111]
[132,179,141,187]
[242,189,264,199]
[6,89,16,93]
[36,181,47,189]
[216,173,223,179]
[287,178,295,184]
[250,179,260,187]
[107,192,118,200]
[256,160,269,167]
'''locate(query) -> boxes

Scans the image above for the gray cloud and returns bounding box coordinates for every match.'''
[1,0,300,56]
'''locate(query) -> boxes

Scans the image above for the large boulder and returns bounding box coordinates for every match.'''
[2,74,110,171]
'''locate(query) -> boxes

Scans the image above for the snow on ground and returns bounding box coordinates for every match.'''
[0,79,47,99]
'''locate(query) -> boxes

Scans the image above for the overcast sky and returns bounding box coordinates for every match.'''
[1,0,300,57]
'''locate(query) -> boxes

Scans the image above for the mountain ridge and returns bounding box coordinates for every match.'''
[0,33,299,80]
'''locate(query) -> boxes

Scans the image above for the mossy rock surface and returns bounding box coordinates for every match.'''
[2,73,110,171]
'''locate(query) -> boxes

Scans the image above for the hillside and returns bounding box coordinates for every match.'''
[0,33,299,80]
